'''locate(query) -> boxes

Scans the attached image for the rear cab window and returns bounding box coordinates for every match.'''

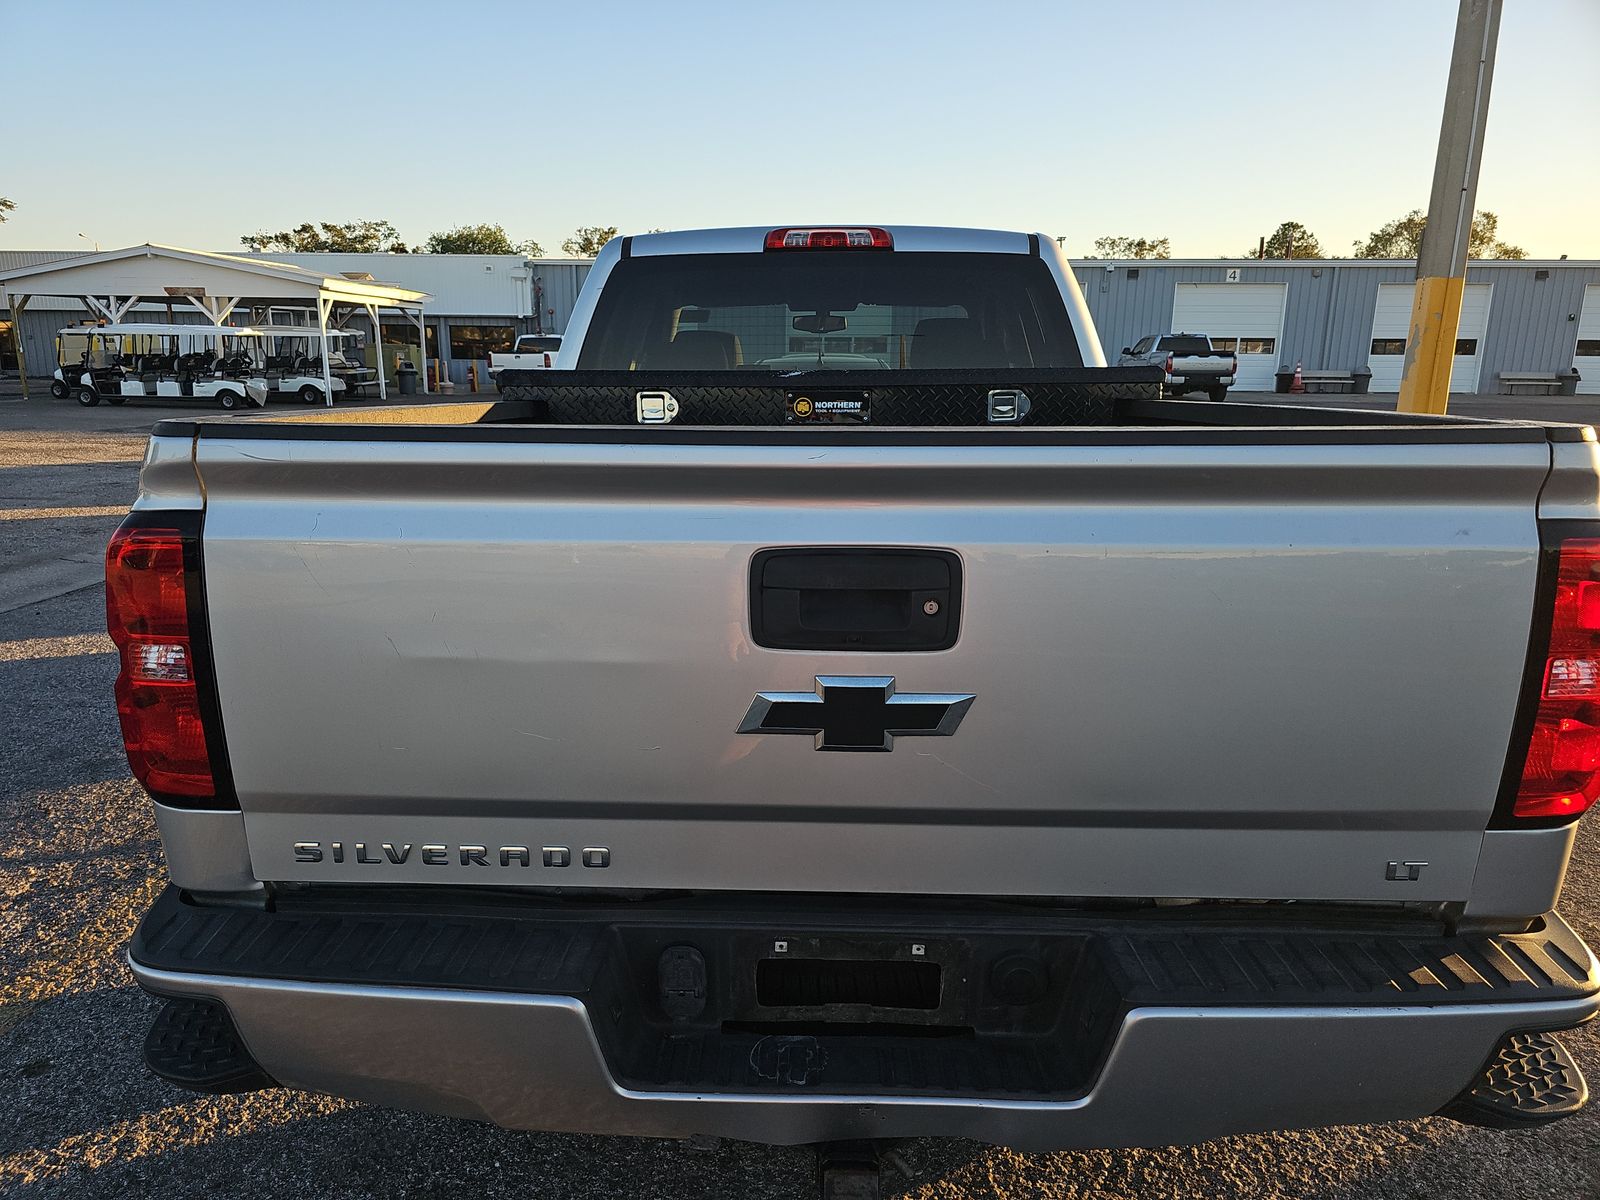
[516,336,562,353]
[577,252,1083,371]
[1158,335,1211,355]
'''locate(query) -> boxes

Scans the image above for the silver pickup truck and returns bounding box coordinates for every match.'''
[117,226,1596,1189]
[1117,332,1238,400]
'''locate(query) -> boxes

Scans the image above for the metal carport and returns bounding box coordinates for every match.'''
[0,244,431,403]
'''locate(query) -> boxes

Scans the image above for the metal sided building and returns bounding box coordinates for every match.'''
[1071,258,1600,394]
[232,253,593,387]
[1,250,594,386]
[7,246,1599,394]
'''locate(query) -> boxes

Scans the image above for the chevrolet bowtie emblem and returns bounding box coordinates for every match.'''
[737,676,975,752]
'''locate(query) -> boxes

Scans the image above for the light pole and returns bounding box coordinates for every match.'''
[1397,0,1503,415]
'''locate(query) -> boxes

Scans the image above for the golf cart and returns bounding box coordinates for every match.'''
[66,324,353,408]
[52,326,128,400]
[246,327,363,402]
[65,324,266,410]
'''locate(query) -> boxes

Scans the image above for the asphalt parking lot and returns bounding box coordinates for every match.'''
[2,386,1599,1199]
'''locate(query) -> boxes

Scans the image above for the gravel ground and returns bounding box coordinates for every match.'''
[1,394,1597,1199]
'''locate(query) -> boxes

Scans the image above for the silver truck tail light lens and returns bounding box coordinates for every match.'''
[1516,538,1600,820]
[106,525,216,798]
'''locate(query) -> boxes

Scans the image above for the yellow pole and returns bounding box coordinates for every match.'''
[1398,276,1468,415]
[1397,0,1501,415]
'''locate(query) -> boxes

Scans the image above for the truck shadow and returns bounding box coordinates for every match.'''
[6,1076,1596,1200]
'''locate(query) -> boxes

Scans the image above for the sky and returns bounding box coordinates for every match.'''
[1,0,1597,259]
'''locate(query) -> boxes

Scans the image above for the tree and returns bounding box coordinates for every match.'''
[0,196,14,223]
[1468,211,1527,259]
[1252,221,1323,259]
[561,226,618,257]
[1352,209,1526,260]
[424,223,544,256]
[1353,211,1425,258]
[1088,235,1171,259]
[241,220,409,253]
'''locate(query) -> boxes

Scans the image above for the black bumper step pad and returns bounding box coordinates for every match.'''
[1097,924,1597,1006]
[144,996,275,1095]
[1442,1031,1589,1128]
[135,891,607,996]
[131,887,1597,1008]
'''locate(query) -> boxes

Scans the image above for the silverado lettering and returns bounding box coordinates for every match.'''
[291,841,607,867]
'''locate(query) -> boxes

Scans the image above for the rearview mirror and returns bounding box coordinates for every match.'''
[793,313,847,335]
[1121,347,1132,355]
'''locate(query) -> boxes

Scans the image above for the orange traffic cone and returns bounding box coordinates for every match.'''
[1290,361,1305,394]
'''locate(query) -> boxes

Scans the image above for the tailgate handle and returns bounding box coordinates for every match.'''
[750,548,962,652]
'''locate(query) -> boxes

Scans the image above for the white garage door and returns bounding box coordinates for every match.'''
[1170,283,1287,391]
[1367,283,1492,394]
[1575,285,1600,395]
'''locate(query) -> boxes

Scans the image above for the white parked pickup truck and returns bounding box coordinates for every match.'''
[488,333,561,387]
[116,225,1597,1195]
[1117,332,1237,400]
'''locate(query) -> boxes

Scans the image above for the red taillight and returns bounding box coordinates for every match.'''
[543,352,551,367]
[106,525,215,797]
[1515,538,1600,820]
[764,227,893,251]
[1164,354,1173,374]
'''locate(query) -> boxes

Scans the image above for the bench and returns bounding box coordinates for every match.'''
[1499,371,1564,395]
[1299,370,1356,394]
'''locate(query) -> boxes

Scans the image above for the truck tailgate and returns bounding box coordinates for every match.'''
[193,430,1550,901]
[1169,354,1232,376]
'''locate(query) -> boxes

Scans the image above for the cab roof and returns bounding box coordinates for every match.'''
[624,226,1038,257]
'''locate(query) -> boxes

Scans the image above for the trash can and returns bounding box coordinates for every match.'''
[1274,368,1295,394]
[1560,369,1581,397]
[1352,367,1373,395]
[397,363,418,396]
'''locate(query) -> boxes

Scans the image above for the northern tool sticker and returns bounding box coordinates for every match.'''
[786,390,871,422]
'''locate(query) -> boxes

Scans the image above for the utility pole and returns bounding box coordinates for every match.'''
[1397,0,1502,415]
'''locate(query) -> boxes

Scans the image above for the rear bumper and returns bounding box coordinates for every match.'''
[129,888,1599,1151]
[132,964,1596,1150]
[1166,374,1234,389]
